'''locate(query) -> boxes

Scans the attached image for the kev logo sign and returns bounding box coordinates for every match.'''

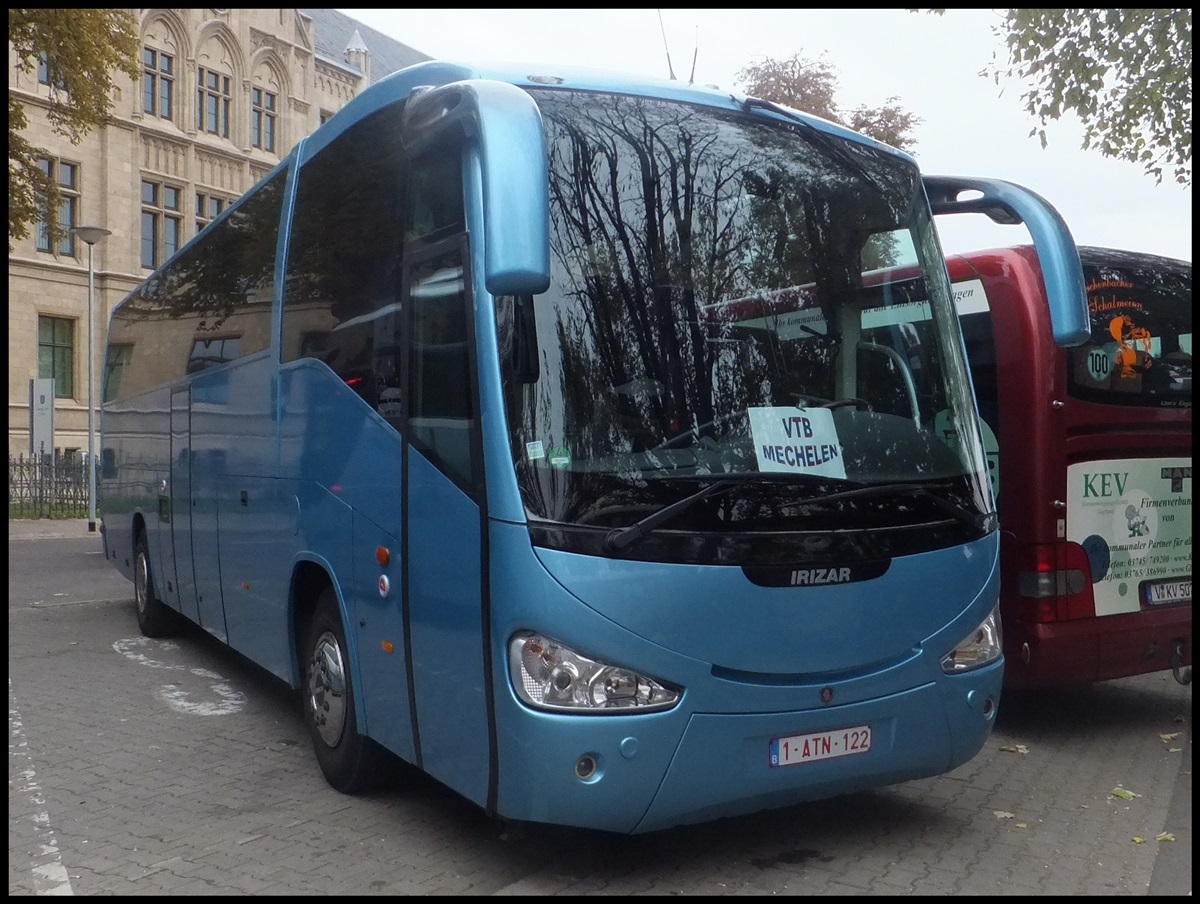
[748,407,847,479]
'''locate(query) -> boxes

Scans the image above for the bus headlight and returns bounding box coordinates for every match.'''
[940,606,1003,674]
[509,632,681,713]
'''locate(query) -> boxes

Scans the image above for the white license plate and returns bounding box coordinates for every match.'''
[769,724,871,767]
[1145,579,1191,605]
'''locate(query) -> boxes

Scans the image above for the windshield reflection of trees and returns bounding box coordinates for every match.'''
[516,90,921,525]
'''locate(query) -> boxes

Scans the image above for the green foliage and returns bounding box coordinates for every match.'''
[735,53,922,153]
[736,55,841,123]
[8,9,141,251]
[845,103,922,154]
[915,8,1192,187]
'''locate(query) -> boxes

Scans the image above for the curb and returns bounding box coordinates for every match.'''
[8,519,101,541]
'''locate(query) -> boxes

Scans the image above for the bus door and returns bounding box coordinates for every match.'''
[168,387,200,624]
[402,235,492,808]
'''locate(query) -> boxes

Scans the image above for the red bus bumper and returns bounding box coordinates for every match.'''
[1001,605,1191,689]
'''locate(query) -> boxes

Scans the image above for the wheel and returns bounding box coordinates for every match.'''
[496,816,532,842]
[134,530,176,637]
[304,587,384,792]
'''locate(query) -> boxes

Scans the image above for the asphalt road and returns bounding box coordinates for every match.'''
[8,519,1192,895]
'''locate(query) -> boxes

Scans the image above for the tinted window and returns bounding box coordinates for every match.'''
[407,241,475,486]
[498,89,990,562]
[106,172,285,401]
[282,105,409,415]
[1067,247,1192,408]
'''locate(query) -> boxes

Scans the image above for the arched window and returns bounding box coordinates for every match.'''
[195,34,236,141]
[250,61,284,155]
[142,46,175,121]
[140,15,184,124]
[251,86,277,152]
[197,65,233,138]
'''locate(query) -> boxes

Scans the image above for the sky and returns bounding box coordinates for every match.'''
[338,8,1192,263]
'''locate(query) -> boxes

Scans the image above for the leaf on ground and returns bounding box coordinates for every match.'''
[1132,836,1146,844]
[1159,732,1181,742]
[1015,822,1028,829]
[999,744,1030,754]
[1109,787,1140,801]
[1167,747,1182,753]
[1156,832,1176,843]
[994,810,1015,819]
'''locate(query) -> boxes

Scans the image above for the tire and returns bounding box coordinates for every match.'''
[134,530,176,637]
[304,587,384,792]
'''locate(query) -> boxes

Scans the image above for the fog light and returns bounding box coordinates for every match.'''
[575,754,597,780]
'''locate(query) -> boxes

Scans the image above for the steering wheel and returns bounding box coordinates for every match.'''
[821,397,872,411]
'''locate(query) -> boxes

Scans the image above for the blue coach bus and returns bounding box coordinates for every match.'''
[100,60,1089,835]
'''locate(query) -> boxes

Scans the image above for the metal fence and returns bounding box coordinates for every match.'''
[8,453,94,519]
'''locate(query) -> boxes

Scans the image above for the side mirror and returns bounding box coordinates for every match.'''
[404,80,551,297]
[924,175,1090,347]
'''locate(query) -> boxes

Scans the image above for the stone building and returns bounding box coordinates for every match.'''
[8,9,428,458]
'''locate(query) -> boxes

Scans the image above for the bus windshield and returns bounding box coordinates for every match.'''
[1068,247,1192,408]
[501,89,990,559]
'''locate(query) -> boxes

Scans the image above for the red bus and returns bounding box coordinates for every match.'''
[950,245,1192,688]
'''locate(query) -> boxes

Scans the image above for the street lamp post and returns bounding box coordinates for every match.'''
[73,226,112,533]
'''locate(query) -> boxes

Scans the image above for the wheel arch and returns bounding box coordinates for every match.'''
[129,511,148,568]
[288,557,364,729]
[130,512,150,585]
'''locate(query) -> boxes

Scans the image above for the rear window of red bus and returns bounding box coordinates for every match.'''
[1068,247,1192,408]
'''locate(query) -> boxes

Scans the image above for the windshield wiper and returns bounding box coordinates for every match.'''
[604,475,862,553]
[604,478,991,553]
[790,483,994,532]
[606,479,739,553]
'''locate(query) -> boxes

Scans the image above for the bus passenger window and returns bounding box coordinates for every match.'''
[408,247,475,485]
[407,152,465,242]
[281,102,407,404]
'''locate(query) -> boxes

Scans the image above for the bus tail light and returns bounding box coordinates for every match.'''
[1015,542,1096,623]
